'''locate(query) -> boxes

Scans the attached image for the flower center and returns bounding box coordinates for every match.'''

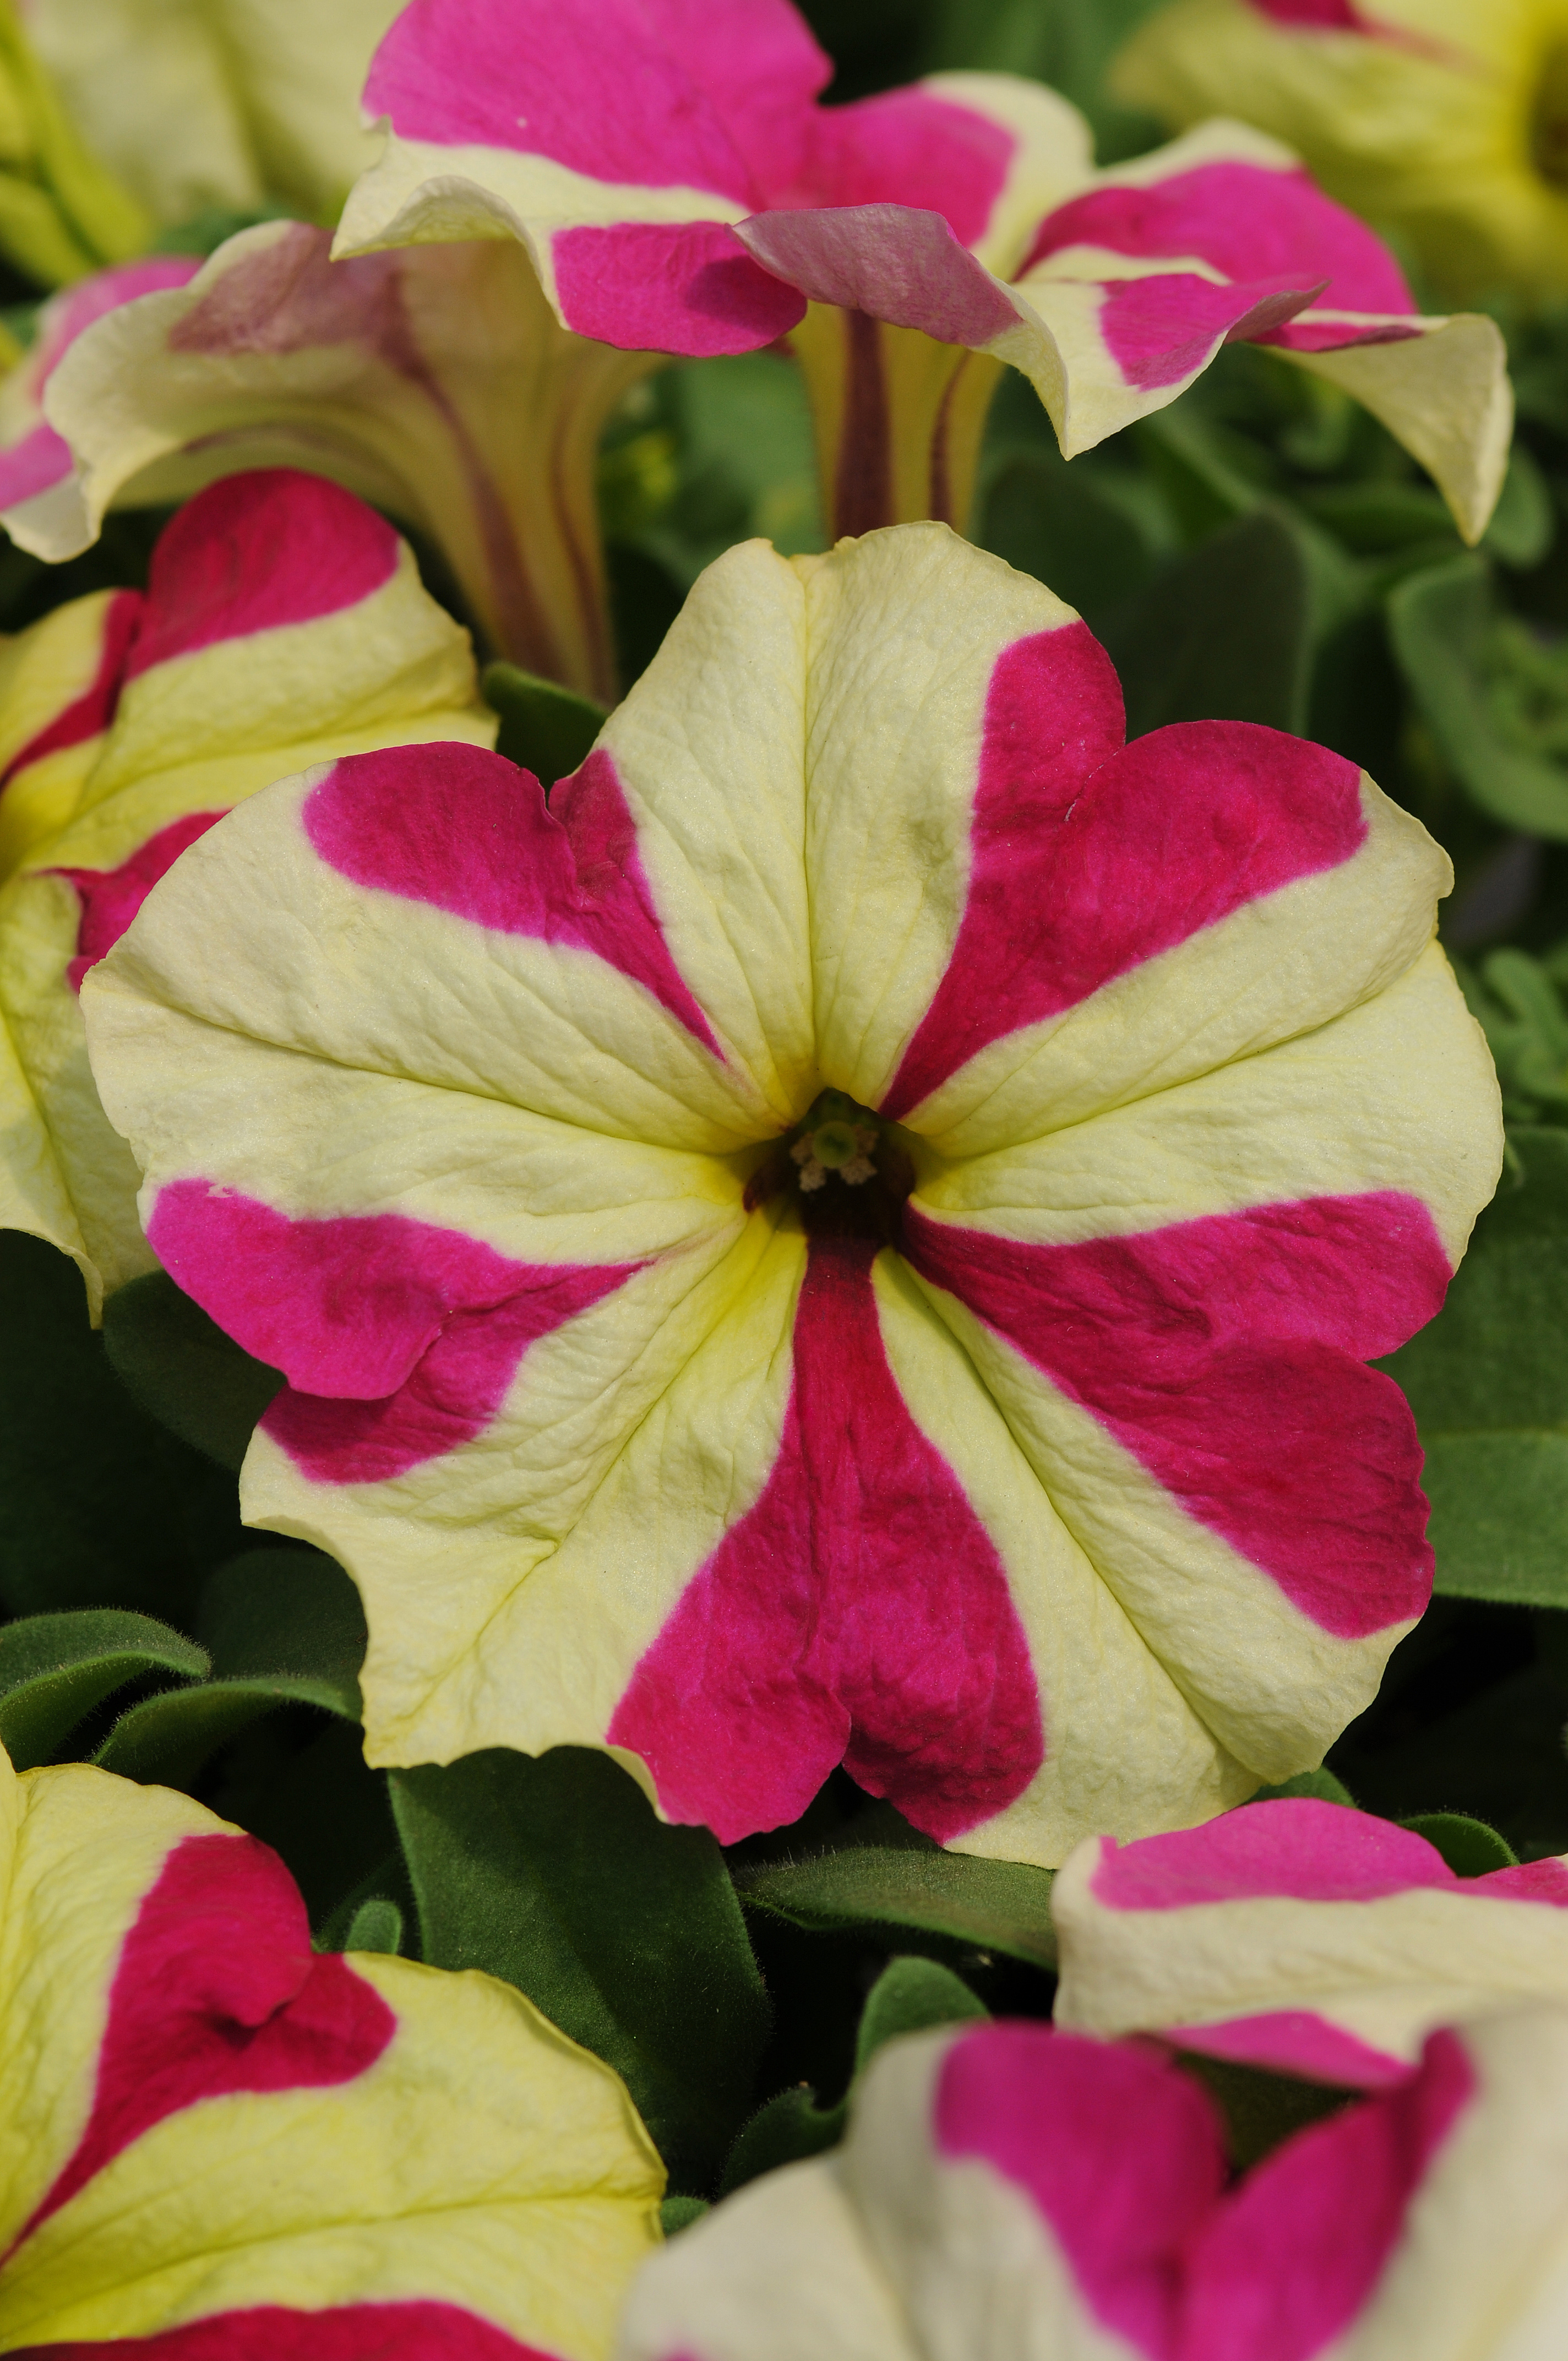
[744,1090,916,1240]
[1532,41,1568,188]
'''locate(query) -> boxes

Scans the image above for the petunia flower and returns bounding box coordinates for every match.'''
[1053,1797,1568,2088]
[335,0,1512,543]
[0,1738,662,2350]
[26,0,404,230]
[0,464,492,1315]
[616,2010,1568,2361]
[1113,0,1568,306]
[81,524,1501,1868]
[0,222,656,698]
[0,0,149,287]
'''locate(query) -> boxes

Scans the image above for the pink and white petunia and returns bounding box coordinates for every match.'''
[617,2011,1568,2361]
[1052,1796,1568,2088]
[0,223,655,697]
[0,464,491,1313]
[335,0,1511,541]
[0,1739,662,2351]
[81,524,1501,1865]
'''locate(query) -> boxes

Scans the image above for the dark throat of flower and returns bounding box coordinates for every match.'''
[744,1087,915,1244]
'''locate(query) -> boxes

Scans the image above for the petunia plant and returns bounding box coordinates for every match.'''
[618,2007,1568,2360]
[335,0,1512,543]
[0,464,492,1313]
[0,1736,662,2348]
[81,524,1500,1867]
[0,225,656,698]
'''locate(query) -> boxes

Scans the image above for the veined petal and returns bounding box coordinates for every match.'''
[0,470,492,1307]
[0,257,202,558]
[34,224,650,697]
[1054,1799,1568,2088]
[0,1748,660,2351]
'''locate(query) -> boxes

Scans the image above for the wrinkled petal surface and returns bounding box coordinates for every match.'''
[0,1742,661,2352]
[84,525,1500,1863]
[0,465,490,1306]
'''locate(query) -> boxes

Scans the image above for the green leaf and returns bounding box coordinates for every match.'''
[95,1548,364,1786]
[1381,1126,1568,1605]
[480,662,606,790]
[344,1896,405,1955]
[660,2196,710,2237]
[1388,556,1568,837]
[388,1747,771,2187]
[0,1231,247,1622]
[978,449,1157,634]
[1401,1811,1518,1874]
[720,1954,988,2195]
[102,1271,282,1472]
[1178,2052,1356,2172]
[736,1844,1056,1968]
[1104,509,1314,739]
[0,1609,207,1769]
[1484,445,1555,570]
[1252,1767,1358,1807]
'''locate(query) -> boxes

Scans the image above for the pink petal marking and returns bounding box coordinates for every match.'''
[148,1181,645,1482]
[1095,272,1326,390]
[0,259,202,509]
[1021,164,1415,318]
[1,587,140,794]
[935,2023,1225,2361]
[902,1194,1447,1639]
[1248,0,1367,20]
[363,0,830,202]
[880,632,1366,1122]
[13,2309,565,2359]
[0,418,75,508]
[1090,1800,1457,1911]
[933,2020,1475,2361]
[735,206,1018,346]
[606,1234,1043,1845]
[1173,2012,1414,2091]
[1180,2029,1474,2361]
[304,742,723,1056]
[794,85,1015,239]
[4,1832,393,2266]
[552,221,805,356]
[56,809,227,991]
[124,472,401,678]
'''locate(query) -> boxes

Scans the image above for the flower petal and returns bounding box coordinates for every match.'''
[1053,1799,1568,2086]
[0,1751,660,2349]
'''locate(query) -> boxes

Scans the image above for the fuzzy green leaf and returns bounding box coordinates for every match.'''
[481,662,606,790]
[1402,1811,1518,1875]
[0,1609,207,1769]
[102,1271,282,1472]
[389,1747,770,2187]
[1104,509,1313,739]
[1382,1126,1568,1604]
[736,1844,1057,1969]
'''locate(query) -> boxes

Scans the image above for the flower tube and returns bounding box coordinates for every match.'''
[1053,1797,1568,2087]
[1114,0,1568,306]
[81,524,1500,1864]
[334,0,1512,542]
[617,2011,1568,2361]
[0,1739,662,2350]
[0,465,492,1314]
[0,224,652,698]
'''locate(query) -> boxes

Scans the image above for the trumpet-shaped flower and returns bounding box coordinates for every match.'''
[0,1740,662,2350]
[82,525,1500,1866]
[0,222,654,697]
[336,0,1511,542]
[0,0,149,287]
[1053,1797,1568,2087]
[1114,0,1568,306]
[617,2011,1568,2361]
[27,0,404,229]
[0,464,491,1313]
